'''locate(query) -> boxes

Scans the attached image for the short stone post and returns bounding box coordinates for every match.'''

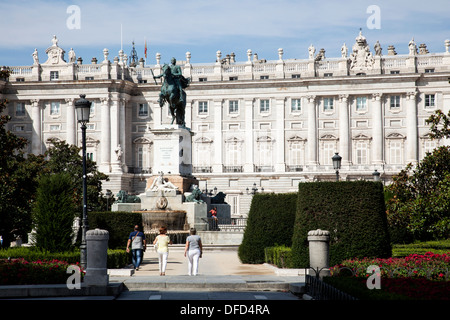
[307,229,330,277]
[84,228,109,287]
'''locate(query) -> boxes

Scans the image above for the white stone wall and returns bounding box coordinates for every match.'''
[3,34,450,216]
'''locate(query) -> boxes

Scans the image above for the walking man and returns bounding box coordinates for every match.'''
[126,225,146,270]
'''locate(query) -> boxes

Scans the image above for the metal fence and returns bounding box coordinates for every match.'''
[305,274,357,300]
[203,217,247,231]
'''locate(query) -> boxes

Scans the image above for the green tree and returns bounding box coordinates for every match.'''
[386,110,450,241]
[45,138,110,212]
[32,173,77,252]
[0,93,47,246]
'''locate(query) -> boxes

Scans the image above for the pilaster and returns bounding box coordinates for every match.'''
[371,93,384,165]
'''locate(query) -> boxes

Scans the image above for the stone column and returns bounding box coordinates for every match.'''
[84,229,109,287]
[244,99,254,172]
[100,97,111,173]
[185,100,192,130]
[308,229,330,276]
[275,98,286,172]
[65,98,76,146]
[339,94,350,166]
[371,93,384,165]
[406,91,418,164]
[110,97,122,172]
[31,99,41,155]
[213,99,223,173]
[119,97,127,172]
[306,96,318,166]
[152,100,162,129]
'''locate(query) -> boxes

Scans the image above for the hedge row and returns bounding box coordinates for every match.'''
[240,181,392,268]
[88,211,142,249]
[238,193,297,264]
[291,181,392,267]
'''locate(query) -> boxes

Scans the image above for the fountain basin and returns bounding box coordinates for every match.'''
[136,210,188,232]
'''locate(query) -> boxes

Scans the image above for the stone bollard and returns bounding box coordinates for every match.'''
[84,228,109,287]
[307,229,330,277]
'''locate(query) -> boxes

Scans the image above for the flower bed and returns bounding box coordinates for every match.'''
[331,252,449,280]
[0,258,85,285]
[327,252,449,300]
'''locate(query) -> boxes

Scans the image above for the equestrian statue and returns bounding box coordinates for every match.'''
[153,57,191,126]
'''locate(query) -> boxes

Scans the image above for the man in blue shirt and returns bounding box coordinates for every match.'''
[126,225,146,270]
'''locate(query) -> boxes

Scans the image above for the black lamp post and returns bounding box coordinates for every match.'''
[75,94,91,269]
[105,189,112,211]
[332,152,342,182]
[246,182,264,195]
[372,169,381,182]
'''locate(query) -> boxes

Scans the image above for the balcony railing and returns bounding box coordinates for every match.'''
[286,165,304,172]
[223,165,243,173]
[193,166,212,173]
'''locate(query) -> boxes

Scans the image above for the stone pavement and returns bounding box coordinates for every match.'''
[109,245,306,300]
[0,245,306,301]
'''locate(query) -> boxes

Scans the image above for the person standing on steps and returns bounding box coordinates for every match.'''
[154,226,172,276]
[126,225,146,271]
[184,228,203,276]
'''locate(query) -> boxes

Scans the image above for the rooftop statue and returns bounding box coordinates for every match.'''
[154,57,191,126]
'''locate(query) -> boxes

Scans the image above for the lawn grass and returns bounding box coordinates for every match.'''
[392,239,450,257]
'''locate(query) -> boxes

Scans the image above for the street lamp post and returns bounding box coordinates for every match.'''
[372,169,381,182]
[75,94,91,269]
[332,152,342,182]
[105,189,112,211]
[246,182,264,195]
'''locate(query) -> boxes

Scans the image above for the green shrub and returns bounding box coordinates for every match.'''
[32,173,77,252]
[88,211,142,249]
[291,181,392,268]
[265,245,293,268]
[238,193,297,264]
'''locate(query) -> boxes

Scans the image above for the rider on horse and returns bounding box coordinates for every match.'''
[153,57,191,125]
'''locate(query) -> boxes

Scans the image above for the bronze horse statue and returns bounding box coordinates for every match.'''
[154,61,191,126]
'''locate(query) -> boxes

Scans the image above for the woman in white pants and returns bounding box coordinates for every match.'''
[184,228,202,276]
[153,226,172,276]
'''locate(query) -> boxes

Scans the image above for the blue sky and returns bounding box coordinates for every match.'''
[0,0,449,66]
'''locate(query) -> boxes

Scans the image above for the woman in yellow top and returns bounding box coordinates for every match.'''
[153,226,172,276]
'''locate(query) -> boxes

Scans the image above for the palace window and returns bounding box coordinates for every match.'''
[323,98,334,112]
[198,101,208,114]
[15,102,25,116]
[291,99,301,112]
[50,124,60,131]
[356,97,367,111]
[425,94,435,108]
[138,103,149,117]
[389,141,402,164]
[355,141,369,164]
[260,99,270,113]
[322,142,335,165]
[50,102,60,115]
[50,71,59,81]
[390,95,401,109]
[229,100,239,114]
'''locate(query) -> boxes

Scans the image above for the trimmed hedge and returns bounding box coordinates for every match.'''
[291,181,392,268]
[238,193,297,264]
[264,245,293,268]
[88,211,142,249]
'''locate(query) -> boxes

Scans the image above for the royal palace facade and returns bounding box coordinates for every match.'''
[2,32,450,216]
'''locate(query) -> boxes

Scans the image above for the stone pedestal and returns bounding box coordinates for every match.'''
[184,202,208,231]
[308,229,330,277]
[84,229,109,287]
[151,125,193,176]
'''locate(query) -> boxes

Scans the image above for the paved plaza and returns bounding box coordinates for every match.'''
[109,246,304,300]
